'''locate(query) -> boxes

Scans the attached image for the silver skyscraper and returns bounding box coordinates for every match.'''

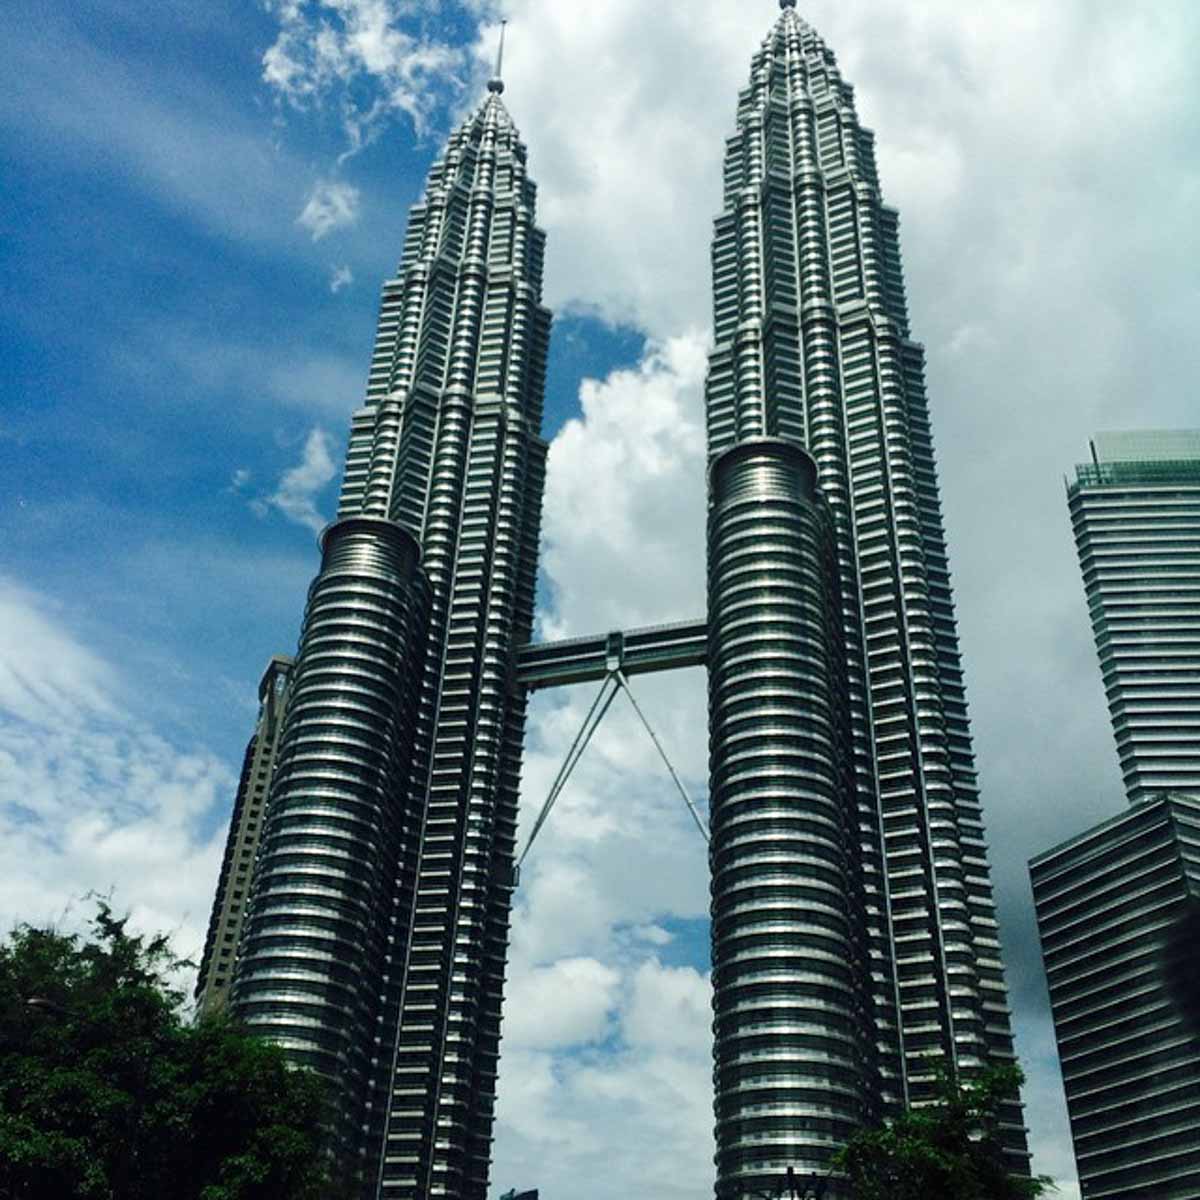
[1030,430,1200,1198]
[228,72,551,1199]
[705,2,1027,1189]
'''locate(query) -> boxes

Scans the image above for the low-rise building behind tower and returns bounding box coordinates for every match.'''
[195,654,293,1016]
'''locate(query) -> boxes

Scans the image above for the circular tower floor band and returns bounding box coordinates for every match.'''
[232,516,430,1156]
[708,439,874,1197]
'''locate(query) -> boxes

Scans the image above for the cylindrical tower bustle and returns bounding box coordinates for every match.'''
[708,439,873,1197]
[231,516,430,1163]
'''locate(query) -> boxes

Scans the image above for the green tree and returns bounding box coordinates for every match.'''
[832,1065,1055,1200]
[0,902,332,1200]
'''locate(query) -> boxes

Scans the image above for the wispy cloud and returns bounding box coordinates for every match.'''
[262,0,463,146]
[0,10,333,258]
[254,428,338,535]
[329,263,354,293]
[297,180,360,240]
[0,578,233,959]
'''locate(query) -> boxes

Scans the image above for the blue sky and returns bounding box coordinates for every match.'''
[1,0,642,761]
[4,1,1200,1197]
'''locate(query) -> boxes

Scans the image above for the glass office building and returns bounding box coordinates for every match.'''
[1031,429,1200,1198]
[1031,793,1200,1199]
[1069,430,1200,802]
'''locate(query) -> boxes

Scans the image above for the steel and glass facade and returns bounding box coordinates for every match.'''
[1031,793,1200,1199]
[708,439,877,1188]
[1069,431,1200,803]
[704,3,1026,1191]
[226,80,551,1199]
[1027,431,1200,1197]
[203,6,1033,1196]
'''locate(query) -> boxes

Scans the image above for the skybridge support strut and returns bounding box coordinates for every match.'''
[512,619,709,880]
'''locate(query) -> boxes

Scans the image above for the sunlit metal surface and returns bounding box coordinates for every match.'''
[707,439,874,1194]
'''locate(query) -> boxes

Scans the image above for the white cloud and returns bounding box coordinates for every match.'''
[297,179,360,240]
[0,579,233,962]
[255,428,338,535]
[503,958,621,1051]
[263,0,462,145]
[0,580,118,727]
[329,263,354,293]
[494,960,715,1199]
[538,333,708,639]
[491,334,714,1197]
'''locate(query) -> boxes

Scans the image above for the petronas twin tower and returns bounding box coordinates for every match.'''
[202,4,1029,1196]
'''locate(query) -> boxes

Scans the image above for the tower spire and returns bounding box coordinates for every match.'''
[488,20,507,94]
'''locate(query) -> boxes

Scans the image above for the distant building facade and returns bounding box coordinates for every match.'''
[1068,430,1200,802]
[1031,429,1200,1198]
[1031,793,1200,1199]
[195,655,293,1016]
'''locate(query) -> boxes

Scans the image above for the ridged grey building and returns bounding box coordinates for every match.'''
[196,654,293,1016]
[1029,430,1200,1199]
[704,3,1026,1191]
[1031,794,1200,1199]
[1069,431,1200,803]
[204,5,1032,1197]
[226,71,551,1199]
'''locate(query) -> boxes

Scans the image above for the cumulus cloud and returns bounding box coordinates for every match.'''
[495,960,715,1199]
[539,333,708,639]
[296,179,360,240]
[254,428,338,535]
[0,579,233,960]
[490,334,714,1196]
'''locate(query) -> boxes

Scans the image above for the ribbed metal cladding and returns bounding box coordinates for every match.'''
[707,6,1028,1162]
[212,84,550,1199]
[1031,794,1200,1199]
[708,438,873,1197]
[231,516,429,1151]
[1068,431,1200,804]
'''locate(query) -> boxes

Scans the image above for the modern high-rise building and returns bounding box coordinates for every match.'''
[195,654,293,1016]
[704,2,1027,1191]
[1030,430,1200,1198]
[226,69,551,1199]
[1068,430,1200,803]
[1031,793,1200,1199]
[205,5,1031,1197]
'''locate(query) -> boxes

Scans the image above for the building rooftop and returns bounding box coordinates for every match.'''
[1072,428,1200,489]
[1030,791,1200,870]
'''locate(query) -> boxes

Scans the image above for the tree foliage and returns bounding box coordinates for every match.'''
[832,1065,1055,1200]
[0,902,332,1200]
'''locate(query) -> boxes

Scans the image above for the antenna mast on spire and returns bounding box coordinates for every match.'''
[488,20,508,94]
